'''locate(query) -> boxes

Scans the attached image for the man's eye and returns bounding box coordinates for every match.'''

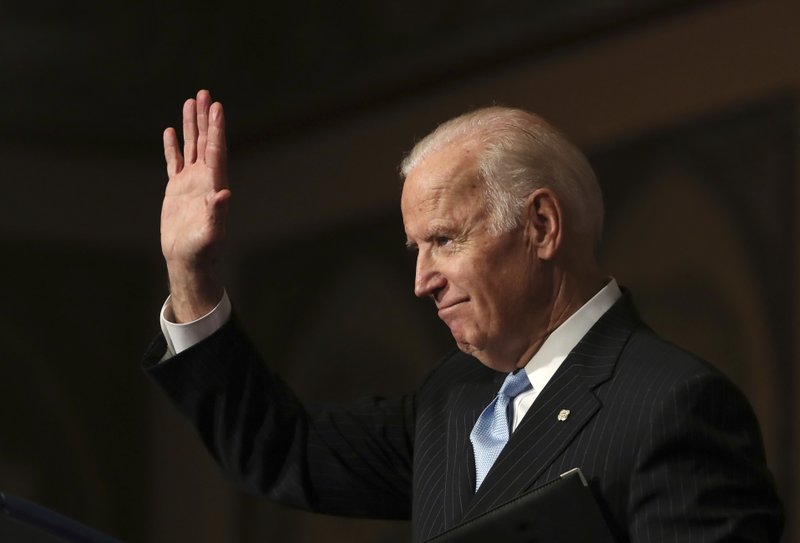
[434,237,452,247]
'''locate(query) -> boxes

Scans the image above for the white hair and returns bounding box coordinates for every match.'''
[400,107,603,247]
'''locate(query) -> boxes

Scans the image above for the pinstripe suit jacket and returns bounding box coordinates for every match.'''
[144,294,783,542]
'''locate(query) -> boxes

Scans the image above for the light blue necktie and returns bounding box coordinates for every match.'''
[470,370,532,491]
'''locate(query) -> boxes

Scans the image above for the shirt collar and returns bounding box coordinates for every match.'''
[523,278,622,393]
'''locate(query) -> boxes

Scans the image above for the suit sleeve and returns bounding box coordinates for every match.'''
[143,318,415,519]
[627,371,783,542]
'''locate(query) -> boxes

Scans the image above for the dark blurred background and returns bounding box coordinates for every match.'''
[1,0,798,541]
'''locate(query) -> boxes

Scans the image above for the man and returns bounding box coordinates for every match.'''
[145,90,784,542]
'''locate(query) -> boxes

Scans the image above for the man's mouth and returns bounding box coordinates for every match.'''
[437,300,467,319]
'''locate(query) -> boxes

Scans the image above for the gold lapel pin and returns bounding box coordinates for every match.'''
[557,409,571,421]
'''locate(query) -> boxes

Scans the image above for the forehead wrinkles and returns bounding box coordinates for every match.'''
[415,182,455,213]
[404,175,486,231]
[402,140,489,238]
[405,181,490,246]
[410,150,484,208]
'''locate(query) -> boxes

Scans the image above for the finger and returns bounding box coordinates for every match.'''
[182,98,198,164]
[163,127,184,177]
[196,89,211,162]
[206,102,228,189]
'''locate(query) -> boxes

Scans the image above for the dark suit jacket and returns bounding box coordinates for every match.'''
[144,294,783,542]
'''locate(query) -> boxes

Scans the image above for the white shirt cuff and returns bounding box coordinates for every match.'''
[159,291,232,356]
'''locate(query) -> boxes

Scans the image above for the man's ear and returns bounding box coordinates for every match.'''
[524,188,562,260]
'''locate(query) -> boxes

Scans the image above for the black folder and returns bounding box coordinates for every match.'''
[424,468,618,543]
[0,492,123,543]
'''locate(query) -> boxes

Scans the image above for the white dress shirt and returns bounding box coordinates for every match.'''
[511,279,621,431]
[160,291,232,356]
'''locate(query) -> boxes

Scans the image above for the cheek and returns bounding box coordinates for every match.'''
[485,267,532,319]
[470,275,512,321]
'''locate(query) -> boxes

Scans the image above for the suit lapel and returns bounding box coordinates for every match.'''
[461,294,640,520]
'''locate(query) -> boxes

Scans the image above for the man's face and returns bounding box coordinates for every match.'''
[401,142,547,371]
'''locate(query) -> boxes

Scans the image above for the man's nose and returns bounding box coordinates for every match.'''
[414,253,446,299]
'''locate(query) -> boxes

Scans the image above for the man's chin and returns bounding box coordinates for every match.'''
[454,340,488,365]
[455,340,476,355]
[455,341,517,372]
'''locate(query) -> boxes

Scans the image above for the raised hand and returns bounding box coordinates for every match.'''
[161,90,231,322]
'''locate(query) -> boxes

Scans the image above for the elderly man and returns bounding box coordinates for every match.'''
[145,90,783,542]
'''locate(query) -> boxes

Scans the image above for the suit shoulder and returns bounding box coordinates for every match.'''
[609,324,756,421]
[620,324,727,381]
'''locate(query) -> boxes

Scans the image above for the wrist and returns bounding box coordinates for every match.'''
[166,261,225,323]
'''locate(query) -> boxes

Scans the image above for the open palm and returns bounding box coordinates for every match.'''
[160,90,231,321]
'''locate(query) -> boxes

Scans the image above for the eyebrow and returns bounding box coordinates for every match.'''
[405,227,454,251]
